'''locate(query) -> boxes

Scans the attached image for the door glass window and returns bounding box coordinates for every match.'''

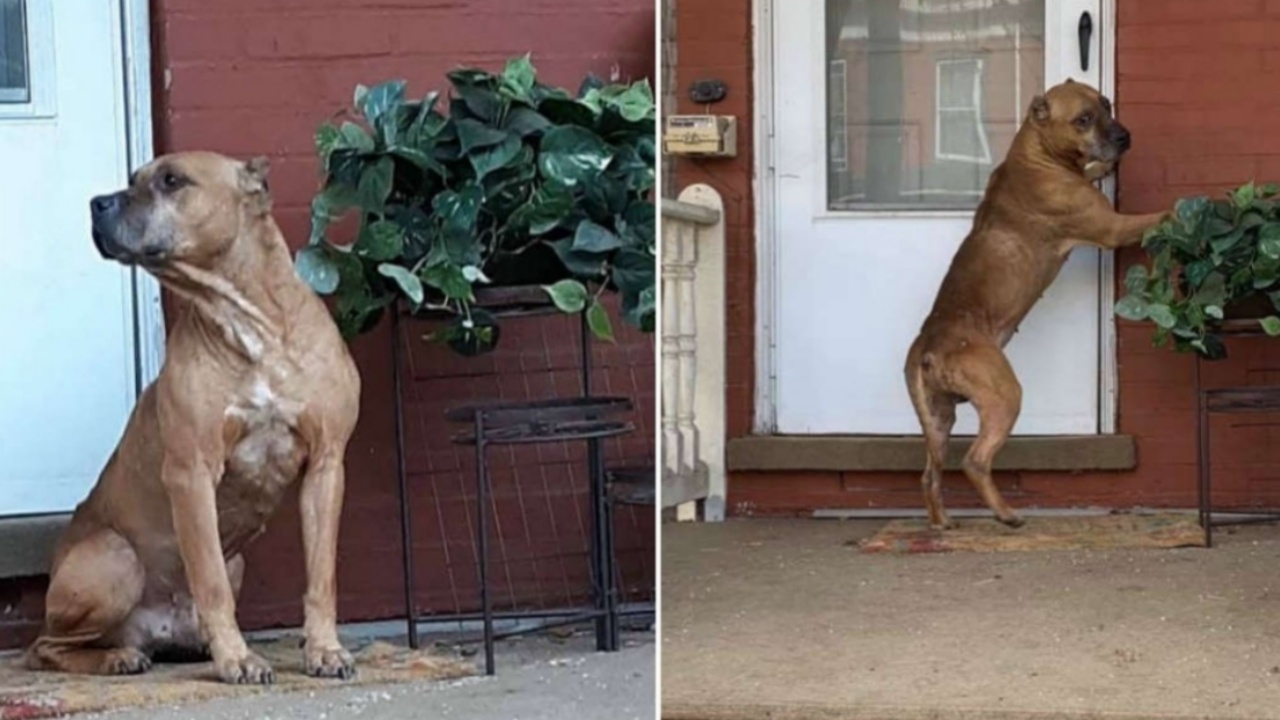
[0,0,28,104]
[826,0,1044,210]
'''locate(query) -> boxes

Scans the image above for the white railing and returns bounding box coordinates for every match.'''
[660,185,726,522]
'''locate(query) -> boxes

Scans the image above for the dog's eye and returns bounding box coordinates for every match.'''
[158,172,184,192]
[1074,114,1093,128]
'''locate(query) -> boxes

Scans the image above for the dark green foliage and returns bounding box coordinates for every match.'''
[1117,182,1280,359]
[295,55,656,353]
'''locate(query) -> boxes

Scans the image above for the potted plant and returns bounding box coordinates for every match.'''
[294,55,656,355]
[1117,181,1280,359]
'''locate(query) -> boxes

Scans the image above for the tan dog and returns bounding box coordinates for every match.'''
[25,152,360,684]
[904,80,1166,530]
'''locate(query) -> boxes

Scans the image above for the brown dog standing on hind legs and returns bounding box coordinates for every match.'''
[24,152,360,684]
[904,80,1167,531]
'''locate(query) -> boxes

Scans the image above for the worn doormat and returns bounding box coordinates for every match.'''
[0,636,474,719]
[857,513,1206,554]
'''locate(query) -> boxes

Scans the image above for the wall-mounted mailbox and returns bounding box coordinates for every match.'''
[663,115,737,158]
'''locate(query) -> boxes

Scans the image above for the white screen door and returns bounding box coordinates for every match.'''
[773,0,1105,435]
[0,0,147,515]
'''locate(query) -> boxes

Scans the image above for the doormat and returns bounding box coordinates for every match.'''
[0,636,474,719]
[857,513,1206,554]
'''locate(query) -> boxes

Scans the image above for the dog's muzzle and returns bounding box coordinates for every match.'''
[1109,122,1132,153]
[90,192,166,266]
[90,192,126,260]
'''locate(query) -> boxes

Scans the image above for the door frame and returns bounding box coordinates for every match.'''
[120,0,165,393]
[751,0,1119,435]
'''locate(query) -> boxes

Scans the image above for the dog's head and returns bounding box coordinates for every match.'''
[1027,79,1130,179]
[90,152,272,268]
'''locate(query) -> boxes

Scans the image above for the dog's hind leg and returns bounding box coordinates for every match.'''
[907,359,958,529]
[25,529,149,675]
[919,397,957,530]
[946,343,1025,528]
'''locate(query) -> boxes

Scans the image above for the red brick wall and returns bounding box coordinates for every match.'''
[677,0,1280,516]
[0,0,655,650]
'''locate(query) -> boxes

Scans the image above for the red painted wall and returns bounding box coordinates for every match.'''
[676,0,1280,516]
[0,0,656,649]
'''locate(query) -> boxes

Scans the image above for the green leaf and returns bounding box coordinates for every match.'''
[542,279,589,313]
[511,182,575,235]
[1260,223,1280,259]
[537,97,598,128]
[434,183,484,236]
[357,156,395,211]
[1205,305,1224,320]
[356,220,405,261]
[586,301,615,342]
[1208,227,1245,254]
[622,285,656,331]
[1194,272,1227,307]
[608,80,655,122]
[499,54,537,103]
[1147,303,1177,329]
[572,219,624,253]
[548,239,607,277]
[310,182,360,245]
[611,246,654,293]
[538,126,613,185]
[461,265,491,283]
[356,80,407,128]
[448,69,503,121]
[295,246,340,294]
[504,106,553,137]
[1124,264,1150,293]
[1114,294,1149,321]
[1175,196,1208,229]
[1233,181,1257,209]
[1200,334,1228,360]
[390,145,448,177]
[315,124,341,162]
[470,135,523,181]
[1261,316,1280,336]
[378,263,424,304]
[422,263,474,301]
[456,118,510,154]
[338,122,375,153]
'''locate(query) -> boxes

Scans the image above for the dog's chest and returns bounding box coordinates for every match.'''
[223,377,305,489]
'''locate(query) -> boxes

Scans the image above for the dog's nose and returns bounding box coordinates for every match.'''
[1114,127,1132,150]
[90,192,123,218]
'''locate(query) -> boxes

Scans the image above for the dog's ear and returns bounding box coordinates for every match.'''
[239,156,272,215]
[1029,95,1050,124]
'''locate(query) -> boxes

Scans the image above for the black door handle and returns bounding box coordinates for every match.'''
[1078,11,1093,72]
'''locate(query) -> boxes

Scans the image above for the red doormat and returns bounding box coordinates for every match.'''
[857,513,1206,554]
[0,636,473,719]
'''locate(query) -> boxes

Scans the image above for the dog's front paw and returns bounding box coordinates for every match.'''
[101,647,152,675]
[305,645,356,680]
[215,650,275,685]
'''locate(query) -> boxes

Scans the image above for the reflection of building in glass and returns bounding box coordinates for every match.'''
[826,0,1045,210]
[0,0,31,103]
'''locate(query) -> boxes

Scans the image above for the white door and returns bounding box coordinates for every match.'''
[773,0,1106,435]
[0,0,151,515]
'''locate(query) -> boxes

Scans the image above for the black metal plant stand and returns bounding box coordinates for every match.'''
[1195,320,1280,547]
[390,289,633,675]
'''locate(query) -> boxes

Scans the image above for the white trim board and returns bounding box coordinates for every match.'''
[119,0,164,393]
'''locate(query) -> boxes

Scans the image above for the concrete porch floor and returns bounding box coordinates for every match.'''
[662,518,1280,720]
